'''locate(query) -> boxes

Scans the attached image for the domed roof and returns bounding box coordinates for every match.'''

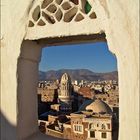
[61,73,71,83]
[79,99,112,114]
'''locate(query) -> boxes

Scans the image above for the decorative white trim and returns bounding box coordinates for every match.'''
[73,124,83,134]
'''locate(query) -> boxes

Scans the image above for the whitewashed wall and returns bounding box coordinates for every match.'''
[1,0,139,140]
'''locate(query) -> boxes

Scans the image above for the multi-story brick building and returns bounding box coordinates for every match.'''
[39,99,115,140]
[37,87,58,103]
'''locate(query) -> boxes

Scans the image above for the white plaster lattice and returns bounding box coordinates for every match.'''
[28,0,96,27]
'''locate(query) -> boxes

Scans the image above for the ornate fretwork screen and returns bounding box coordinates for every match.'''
[26,0,102,40]
[29,0,96,26]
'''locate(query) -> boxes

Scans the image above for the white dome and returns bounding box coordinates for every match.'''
[79,99,112,114]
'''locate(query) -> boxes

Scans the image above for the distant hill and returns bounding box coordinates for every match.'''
[39,69,118,81]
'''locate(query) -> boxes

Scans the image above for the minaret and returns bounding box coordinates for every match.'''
[58,73,72,113]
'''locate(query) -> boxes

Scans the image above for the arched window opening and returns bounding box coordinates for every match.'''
[36,41,119,140]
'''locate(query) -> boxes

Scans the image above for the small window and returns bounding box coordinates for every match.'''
[90,131,95,138]
[101,124,106,129]
[107,123,111,129]
[101,132,107,138]
[74,124,83,133]
[79,126,82,132]
[89,123,94,129]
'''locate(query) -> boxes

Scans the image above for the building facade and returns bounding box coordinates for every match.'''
[39,99,114,140]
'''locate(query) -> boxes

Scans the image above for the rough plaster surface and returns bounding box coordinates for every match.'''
[25,0,101,39]
[0,0,139,140]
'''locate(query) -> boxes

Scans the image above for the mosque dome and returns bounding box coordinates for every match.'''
[79,99,112,114]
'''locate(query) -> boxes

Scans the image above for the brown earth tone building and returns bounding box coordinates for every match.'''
[39,99,116,140]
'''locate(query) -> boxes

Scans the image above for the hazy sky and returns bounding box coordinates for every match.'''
[39,42,117,73]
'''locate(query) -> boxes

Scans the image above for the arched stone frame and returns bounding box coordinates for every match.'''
[1,0,139,140]
[17,33,108,140]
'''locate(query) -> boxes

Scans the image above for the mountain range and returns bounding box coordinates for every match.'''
[39,69,118,81]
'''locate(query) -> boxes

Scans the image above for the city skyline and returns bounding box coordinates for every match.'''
[39,42,117,73]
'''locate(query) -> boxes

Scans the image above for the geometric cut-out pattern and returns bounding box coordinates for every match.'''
[28,0,97,27]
